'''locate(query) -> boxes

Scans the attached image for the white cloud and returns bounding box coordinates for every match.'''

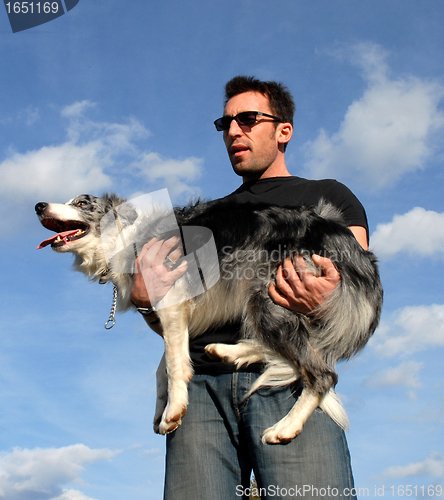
[141,448,162,456]
[61,100,96,119]
[20,105,40,126]
[0,102,203,203]
[0,102,204,234]
[0,142,113,201]
[0,444,120,500]
[0,106,40,126]
[52,490,97,500]
[370,207,444,259]
[133,152,203,199]
[365,361,423,389]
[371,304,444,356]
[0,102,147,202]
[303,42,444,188]
[382,451,444,478]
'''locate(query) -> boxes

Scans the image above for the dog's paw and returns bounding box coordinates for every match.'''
[205,343,229,361]
[205,343,257,367]
[158,404,187,435]
[261,416,303,445]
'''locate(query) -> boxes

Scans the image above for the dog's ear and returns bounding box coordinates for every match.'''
[101,193,138,225]
[102,193,126,211]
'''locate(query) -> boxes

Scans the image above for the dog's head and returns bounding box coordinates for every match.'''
[35,194,126,253]
[36,193,140,312]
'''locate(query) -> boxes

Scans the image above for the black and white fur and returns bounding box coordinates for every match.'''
[35,193,383,444]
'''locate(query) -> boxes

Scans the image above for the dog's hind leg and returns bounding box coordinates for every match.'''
[205,340,265,368]
[205,341,319,444]
[241,289,340,443]
[261,388,321,444]
[258,346,337,444]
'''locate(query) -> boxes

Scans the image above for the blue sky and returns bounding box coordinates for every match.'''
[0,1,444,498]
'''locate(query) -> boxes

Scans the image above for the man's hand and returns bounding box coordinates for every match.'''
[268,255,340,315]
[130,237,188,308]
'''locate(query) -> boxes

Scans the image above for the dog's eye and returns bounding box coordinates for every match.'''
[76,201,88,207]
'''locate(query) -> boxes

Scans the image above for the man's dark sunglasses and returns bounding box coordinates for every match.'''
[214,111,284,131]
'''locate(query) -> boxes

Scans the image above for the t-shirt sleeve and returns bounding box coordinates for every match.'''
[323,180,369,233]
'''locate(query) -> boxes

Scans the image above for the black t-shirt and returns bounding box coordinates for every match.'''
[190,176,368,374]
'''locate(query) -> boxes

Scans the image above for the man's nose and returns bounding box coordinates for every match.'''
[226,117,243,136]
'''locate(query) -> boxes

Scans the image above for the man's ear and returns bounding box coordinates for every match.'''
[277,122,293,147]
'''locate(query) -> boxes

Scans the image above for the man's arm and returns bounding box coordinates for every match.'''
[133,226,368,321]
[349,225,368,250]
[268,225,368,314]
[130,237,188,335]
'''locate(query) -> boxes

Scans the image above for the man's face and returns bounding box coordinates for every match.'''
[222,91,284,181]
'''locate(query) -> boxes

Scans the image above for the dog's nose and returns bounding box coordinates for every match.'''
[35,202,48,215]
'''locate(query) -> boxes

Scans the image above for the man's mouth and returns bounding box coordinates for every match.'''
[37,218,90,249]
[230,144,249,158]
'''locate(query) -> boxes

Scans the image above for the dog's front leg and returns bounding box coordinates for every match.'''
[153,353,168,434]
[261,389,321,444]
[158,301,193,435]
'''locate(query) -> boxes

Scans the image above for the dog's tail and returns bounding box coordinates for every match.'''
[319,389,349,429]
[239,341,349,430]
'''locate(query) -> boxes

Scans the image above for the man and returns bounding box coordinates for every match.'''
[131,76,368,499]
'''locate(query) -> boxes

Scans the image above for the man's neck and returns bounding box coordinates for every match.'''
[242,164,291,183]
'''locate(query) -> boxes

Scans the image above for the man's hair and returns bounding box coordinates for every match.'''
[224,75,295,126]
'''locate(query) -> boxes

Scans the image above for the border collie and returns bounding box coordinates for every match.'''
[35,193,382,444]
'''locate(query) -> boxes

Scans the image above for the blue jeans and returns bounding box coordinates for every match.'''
[164,373,356,500]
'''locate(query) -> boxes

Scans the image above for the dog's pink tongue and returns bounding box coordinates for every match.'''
[37,230,79,249]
